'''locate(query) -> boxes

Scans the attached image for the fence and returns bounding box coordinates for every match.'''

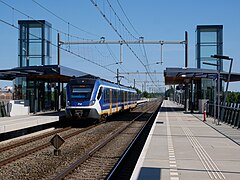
[207,102,240,128]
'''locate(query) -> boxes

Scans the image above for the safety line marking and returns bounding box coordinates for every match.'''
[174,108,226,179]
[165,102,180,180]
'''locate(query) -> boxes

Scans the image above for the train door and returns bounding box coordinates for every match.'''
[110,89,112,114]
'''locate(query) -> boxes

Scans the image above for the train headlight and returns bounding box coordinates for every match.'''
[89,100,95,106]
[67,101,70,105]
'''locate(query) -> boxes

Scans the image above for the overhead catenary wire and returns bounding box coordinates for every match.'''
[31,0,100,38]
[116,0,141,37]
[105,44,133,83]
[105,0,139,40]
[0,0,124,75]
[0,18,116,75]
[0,0,148,89]
[0,0,94,41]
[105,0,159,87]
[90,0,158,88]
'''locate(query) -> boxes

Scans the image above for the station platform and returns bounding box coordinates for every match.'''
[0,111,65,135]
[131,100,240,180]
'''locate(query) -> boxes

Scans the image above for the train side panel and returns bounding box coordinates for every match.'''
[65,78,138,120]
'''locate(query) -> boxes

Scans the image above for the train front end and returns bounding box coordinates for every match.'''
[65,78,99,119]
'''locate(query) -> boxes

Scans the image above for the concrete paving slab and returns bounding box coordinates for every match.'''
[0,111,64,134]
[131,100,240,180]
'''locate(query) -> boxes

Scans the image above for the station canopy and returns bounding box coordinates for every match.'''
[164,67,240,85]
[0,65,96,82]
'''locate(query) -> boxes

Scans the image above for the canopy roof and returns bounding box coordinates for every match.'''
[164,67,240,85]
[0,65,96,82]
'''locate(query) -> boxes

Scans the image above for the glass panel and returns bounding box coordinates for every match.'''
[45,26,51,41]
[29,57,42,66]
[70,85,93,101]
[200,45,217,57]
[45,41,50,56]
[22,56,28,67]
[20,26,27,40]
[14,77,26,100]
[202,79,215,100]
[45,56,50,65]
[200,31,217,43]
[29,27,42,40]
[44,82,52,110]
[29,42,42,56]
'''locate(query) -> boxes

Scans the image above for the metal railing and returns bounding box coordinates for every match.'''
[207,102,240,128]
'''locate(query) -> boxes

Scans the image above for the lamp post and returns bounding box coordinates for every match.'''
[203,55,233,125]
[211,55,233,123]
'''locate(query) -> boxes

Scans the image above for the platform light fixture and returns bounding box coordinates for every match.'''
[210,54,233,125]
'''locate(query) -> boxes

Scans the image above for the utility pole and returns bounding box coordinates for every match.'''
[184,31,189,112]
[116,69,124,85]
[57,33,60,65]
[116,69,119,84]
[185,31,188,68]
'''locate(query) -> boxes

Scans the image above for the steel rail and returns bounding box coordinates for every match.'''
[0,127,72,153]
[0,124,99,167]
[54,100,161,180]
[106,99,162,179]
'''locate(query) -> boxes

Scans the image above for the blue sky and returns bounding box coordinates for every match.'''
[0,0,240,91]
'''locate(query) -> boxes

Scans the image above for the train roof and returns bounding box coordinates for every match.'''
[69,76,136,92]
[96,79,136,92]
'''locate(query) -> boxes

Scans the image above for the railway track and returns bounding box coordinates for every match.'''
[0,124,99,167]
[0,99,162,179]
[54,99,162,179]
[0,127,71,153]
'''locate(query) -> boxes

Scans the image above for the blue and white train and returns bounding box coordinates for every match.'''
[65,77,138,119]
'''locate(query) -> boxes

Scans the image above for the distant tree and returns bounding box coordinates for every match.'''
[134,87,141,94]
[226,91,240,103]
[237,93,240,103]
[141,91,162,98]
[142,91,148,98]
[165,86,174,98]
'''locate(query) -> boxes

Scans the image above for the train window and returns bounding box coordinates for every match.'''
[112,89,116,103]
[97,87,103,100]
[71,85,93,101]
[104,89,107,103]
[119,90,122,102]
[125,91,128,101]
[104,89,110,103]
[116,90,118,103]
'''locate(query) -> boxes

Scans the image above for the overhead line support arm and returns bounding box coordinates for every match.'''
[60,40,186,45]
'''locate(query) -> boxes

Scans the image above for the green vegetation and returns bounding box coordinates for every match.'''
[226,91,240,103]
[165,86,174,98]
[130,86,163,98]
[142,91,162,98]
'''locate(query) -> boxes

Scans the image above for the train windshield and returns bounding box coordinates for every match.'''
[70,85,93,101]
